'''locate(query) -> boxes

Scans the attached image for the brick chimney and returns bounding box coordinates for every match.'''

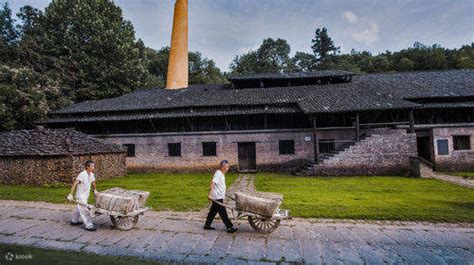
[166,0,188,89]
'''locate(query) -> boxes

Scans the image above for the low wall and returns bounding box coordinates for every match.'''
[0,153,126,186]
[0,156,73,185]
[72,153,127,181]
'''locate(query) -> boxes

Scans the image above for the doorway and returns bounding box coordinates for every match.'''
[238,142,257,172]
[417,136,432,162]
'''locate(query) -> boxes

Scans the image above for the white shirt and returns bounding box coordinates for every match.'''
[75,170,95,203]
[211,170,226,200]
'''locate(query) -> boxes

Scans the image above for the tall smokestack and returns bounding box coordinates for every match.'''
[166,0,188,89]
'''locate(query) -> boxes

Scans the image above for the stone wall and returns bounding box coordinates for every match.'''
[312,129,418,176]
[0,153,126,186]
[432,127,474,171]
[100,129,355,172]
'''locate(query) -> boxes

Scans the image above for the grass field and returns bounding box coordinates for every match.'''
[0,172,237,211]
[255,173,474,222]
[0,243,161,265]
[450,172,474,180]
[1,172,473,222]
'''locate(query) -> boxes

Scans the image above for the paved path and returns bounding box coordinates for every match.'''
[0,200,473,264]
[433,174,474,188]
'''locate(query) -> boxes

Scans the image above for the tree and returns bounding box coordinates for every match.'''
[0,65,68,130]
[0,2,18,64]
[311,27,340,69]
[229,38,292,74]
[27,0,149,102]
[144,47,226,87]
[398,57,415,71]
[289,52,316,72]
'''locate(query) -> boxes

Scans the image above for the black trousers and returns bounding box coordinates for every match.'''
[205,199,233,229]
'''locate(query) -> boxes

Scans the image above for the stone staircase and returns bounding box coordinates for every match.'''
[292,140,359,176]
[294,129,417,176]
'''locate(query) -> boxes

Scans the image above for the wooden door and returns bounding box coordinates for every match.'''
[238,142,257,172]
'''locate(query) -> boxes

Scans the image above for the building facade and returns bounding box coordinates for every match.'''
[46,70,474,174]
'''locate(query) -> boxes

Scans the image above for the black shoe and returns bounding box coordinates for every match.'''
[85,226,97,232]
[203,226,215,230]
[70,221,83,226]
[226,227,237,233]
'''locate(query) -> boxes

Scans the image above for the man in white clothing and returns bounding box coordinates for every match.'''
[67,160,97,231]
[204,160,237,233]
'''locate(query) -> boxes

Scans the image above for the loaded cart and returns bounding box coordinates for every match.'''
[67,187,151,231]
[214,191,291,233]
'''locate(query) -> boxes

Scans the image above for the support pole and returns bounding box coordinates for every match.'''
[312,117,319,164]
[409,109,415,133]
[354,113,360,142]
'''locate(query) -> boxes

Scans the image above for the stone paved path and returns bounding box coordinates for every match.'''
[433,174,474,188]
[0,200,473,264]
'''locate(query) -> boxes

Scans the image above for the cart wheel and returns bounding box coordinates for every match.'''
[248,216,280,234]
[110,215,139,231]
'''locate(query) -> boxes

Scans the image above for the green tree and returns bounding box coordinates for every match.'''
[229,38,292,74]
[0,65,68,130]
[29,0,148,102]
[0,2,18,64]
[311,27,340,69]
[289,52,316,72]
[397,57,415,71]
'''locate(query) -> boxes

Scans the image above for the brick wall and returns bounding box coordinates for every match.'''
[0,153,126,186]
[432,127,474,171]
[100,129,355,172]
[312,129,418,176]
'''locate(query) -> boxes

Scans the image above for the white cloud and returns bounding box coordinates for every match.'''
[342,11,358,24]
[352,20,380,45]
[341,11,379,46]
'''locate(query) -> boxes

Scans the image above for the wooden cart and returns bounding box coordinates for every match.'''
[67,198,151,231]
[212,194,291,234]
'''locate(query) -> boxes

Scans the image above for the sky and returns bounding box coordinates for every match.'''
[6,0,474,72]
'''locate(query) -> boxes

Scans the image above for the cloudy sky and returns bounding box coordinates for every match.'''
[7,0,474,71]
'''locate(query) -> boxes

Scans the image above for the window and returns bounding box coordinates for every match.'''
[437,139,449,155]
[123,144,135,157]
[202,142,217,156]
[319,139,335,154]
[279,140,295,155]
[168,143,181,157]
[453,135,471,150]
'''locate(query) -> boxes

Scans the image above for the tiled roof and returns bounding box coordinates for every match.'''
[0,127,126,157]
[47,70,474,122]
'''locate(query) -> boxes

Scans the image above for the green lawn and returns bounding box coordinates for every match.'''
[450,172,474,180]
[1,172,473,222]
[0,172,237,211]
[0,243,161,265]
[255,173,474,222]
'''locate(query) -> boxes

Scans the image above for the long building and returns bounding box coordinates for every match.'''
[46,69,474,175]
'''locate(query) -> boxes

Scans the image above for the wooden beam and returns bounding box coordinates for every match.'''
[312,117,319,164]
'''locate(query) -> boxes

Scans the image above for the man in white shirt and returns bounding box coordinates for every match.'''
[204,160,237,233]
[67,160,97,231]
